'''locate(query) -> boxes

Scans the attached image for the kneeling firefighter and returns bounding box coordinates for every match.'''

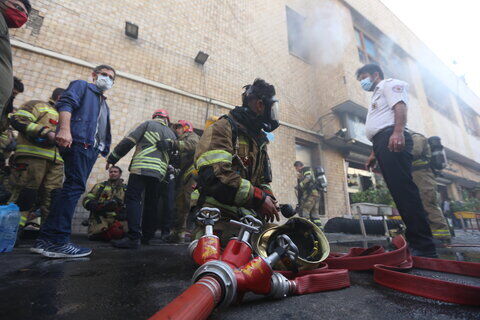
[8,88,65,229]
[82,165,127,241]
[193,78,280,244]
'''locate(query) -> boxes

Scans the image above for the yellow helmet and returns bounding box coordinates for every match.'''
[253,217,330,271]
[205,115,220,129]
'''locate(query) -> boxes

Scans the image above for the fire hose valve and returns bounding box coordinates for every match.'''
[188,207,221,264]
[229,215,263,243]
[264,235,299,267]
[222,216,264,268]
[197,207,220,236]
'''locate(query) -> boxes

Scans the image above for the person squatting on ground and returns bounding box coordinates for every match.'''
[193,78,280,245]
[8,88,65,230]
[411,132,452,242]
[107,109,176,249]
[0,0,30,114]
[293,161,323,229]
[357,63,437,258]
[82,165,127,241]
[32,65,115,258]
[162,120,200,243]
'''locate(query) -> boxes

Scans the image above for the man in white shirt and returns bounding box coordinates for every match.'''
[356,64,437,258]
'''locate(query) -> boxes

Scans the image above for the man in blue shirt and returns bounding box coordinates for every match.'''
[32,65,115,258]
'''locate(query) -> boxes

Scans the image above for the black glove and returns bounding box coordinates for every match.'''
[86,200,104,213]
[103,199,120,212]
[280,204,296,218]
[156,139,174,152]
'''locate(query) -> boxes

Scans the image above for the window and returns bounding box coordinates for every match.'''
[355,27,416,96]
[458,98,480,136]
[286,6,309,62]
[421,69,457,121]
[355,28,379,65]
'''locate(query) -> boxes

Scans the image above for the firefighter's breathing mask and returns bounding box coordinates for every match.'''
[261,96,280,132]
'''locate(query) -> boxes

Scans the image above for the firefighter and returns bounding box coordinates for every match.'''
[8,87,65,229]
[192,78,280,245]
[82,165,127,241]
[411,132,452,243]
[164,120,200,243]
[107,109,176,249]
[293,161,323,229]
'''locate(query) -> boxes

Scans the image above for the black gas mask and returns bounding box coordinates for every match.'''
[260,95,280,132]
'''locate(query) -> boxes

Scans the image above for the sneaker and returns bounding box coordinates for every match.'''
[41,242,92,258]
[111,237,140,249]
[30,238,54,254]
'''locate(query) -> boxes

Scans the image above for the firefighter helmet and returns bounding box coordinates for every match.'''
[177,120,194,132]
[152,109,170,121]
[205,116,219,129]
[253,217,330,271]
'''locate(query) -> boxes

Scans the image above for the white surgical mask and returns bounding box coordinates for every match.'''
[360,77,374,91]
[95,75,114,91]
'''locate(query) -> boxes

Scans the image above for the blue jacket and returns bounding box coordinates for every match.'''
[56,80,112,156]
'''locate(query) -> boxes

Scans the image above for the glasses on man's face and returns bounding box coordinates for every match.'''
[98,72,115,81]
[8,1,27,14]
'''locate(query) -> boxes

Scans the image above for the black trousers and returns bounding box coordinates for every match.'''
[125,174,161,240]
[372,128,436,253]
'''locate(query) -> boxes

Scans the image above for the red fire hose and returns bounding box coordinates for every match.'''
[149,210,480,320]
[148,276,222,320]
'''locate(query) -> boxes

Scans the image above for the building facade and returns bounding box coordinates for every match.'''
[9,0,480,232]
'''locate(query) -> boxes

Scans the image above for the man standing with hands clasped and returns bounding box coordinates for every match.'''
[356,64,437,258]
[32,65,115,258]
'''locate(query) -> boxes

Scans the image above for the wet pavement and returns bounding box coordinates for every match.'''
[0,232,479,320]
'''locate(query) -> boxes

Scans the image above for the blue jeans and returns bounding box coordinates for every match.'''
[39,144,99,244]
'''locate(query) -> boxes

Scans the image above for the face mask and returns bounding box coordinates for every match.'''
[261,97,280,132]
[360,77,374,92]
[3,6,28,28]
[95,75,113,91]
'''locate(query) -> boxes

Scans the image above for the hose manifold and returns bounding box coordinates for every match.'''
[192,260,238,309]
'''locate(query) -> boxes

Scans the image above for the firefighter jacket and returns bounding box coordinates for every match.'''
[0,128,15,161]
[194,109,273,219]
[9,100,63,164]
[297,167,318,198]
[411,133,430,171]
[107,118,176,181]
[82,179,127,214]
[175,131,200,183]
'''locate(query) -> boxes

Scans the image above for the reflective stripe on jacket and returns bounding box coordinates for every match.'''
[194,113,272,218]
[107,118,176,180]
[10,100,63,164]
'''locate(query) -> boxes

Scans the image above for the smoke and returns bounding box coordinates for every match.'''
[307,0,350,66]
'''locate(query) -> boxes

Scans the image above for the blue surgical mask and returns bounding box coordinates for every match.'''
[360,77,374,91]
[96,75,114,91]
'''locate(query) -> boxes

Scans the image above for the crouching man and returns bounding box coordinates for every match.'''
[193,79,280,244]
[82,166,127,241]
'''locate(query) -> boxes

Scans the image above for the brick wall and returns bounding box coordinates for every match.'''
[7,0,479,233]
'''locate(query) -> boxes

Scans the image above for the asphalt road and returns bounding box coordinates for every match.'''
[0,235,479,320]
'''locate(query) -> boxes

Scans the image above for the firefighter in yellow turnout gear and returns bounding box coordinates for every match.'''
[83,166,127,240]
[193,79,281,245]
[108,109,177,249]
[8,88,65,228]
[169,120,199,243]
[411,133,451,242]
[294,161,323,229]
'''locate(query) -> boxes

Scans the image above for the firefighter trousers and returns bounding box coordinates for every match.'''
[412,169,451,239]
[9,156,63,222]
[173,176,195,235]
